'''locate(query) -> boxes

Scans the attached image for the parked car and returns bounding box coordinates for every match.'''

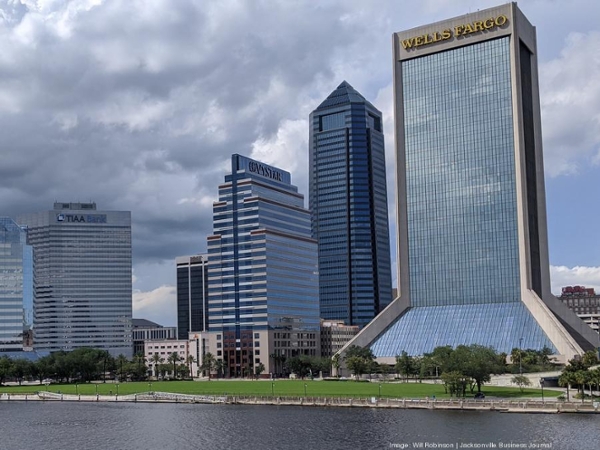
[474,392,485,399]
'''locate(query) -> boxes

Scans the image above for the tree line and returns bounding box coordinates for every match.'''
[0,348,152,385]
[339,344,560,396]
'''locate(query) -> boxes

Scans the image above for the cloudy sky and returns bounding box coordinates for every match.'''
[1,0,599,326]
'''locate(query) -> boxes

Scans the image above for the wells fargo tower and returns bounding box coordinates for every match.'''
[340,3,598,362]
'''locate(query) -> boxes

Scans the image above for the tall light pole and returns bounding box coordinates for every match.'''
[379,384,382,398]
[271,382,274,396]
[304,383,307,397]
[540,378,545,403]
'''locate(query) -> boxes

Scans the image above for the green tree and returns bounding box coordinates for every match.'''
[559,371,578,401]
[215,359,227,378]
[582,351,599,369]
[201,352,216,379]
[460,345,505,393]
[395,351,415,381]
[132,353,148,380]
[332,354,341,378]
[150,353,164,379]
[115,354,129,381]
[0,357,13,385]
[285,356,312,379]
[575,370,591,403]
[167,352,182,379]
[255,362,266,378]
[185,355,196,379]
[345,356,368,380]
[10,359,32,385]
[511,374,532,392]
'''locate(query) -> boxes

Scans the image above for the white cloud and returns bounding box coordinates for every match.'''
[133,284,176,326]
[540,31,600,176]
[550,265,600,295]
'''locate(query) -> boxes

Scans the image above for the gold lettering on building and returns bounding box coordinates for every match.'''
[401,15,509,51]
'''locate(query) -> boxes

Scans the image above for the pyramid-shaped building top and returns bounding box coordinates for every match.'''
[315,81,378,111]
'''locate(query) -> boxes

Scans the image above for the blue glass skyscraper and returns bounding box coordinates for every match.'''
[340,3,598,363]
[207,155,320,377]
[310,81,393,328]
[0,218,33,351]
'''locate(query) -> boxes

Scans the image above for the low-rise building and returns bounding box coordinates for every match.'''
[320,320,359,358]
[559,286,600,333]
[132,319,177,355]
[144,339,191,379]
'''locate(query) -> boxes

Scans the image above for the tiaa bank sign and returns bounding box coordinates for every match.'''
[56,214,107,223]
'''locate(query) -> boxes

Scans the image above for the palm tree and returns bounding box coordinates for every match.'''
[559,371,578,401]
[150,353,164,379]
[332,354,341,378]
[186,355,196,379]
[590,368,600,399]
[215,359,227,379]
[201,353,216,380]
[575,370,591,403]
[167,352,182,379]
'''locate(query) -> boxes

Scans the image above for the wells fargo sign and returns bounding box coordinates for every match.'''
[401,15,508,50]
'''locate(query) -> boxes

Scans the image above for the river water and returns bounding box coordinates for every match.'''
[0,402,597,450]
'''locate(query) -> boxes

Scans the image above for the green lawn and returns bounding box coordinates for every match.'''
[0,380,560,399]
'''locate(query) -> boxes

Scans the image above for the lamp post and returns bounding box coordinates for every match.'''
[540,378,545,403]
[95,384,98,395]
[271,382,274,396]
[304,383,307,397]
[148,382,152,392]
[379,384,382,398]
[75,384,79,395]
[116,384,119,396]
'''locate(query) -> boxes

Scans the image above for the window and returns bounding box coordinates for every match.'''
[217,351,222,356]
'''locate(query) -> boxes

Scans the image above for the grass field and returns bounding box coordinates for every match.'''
[0,379,560,399]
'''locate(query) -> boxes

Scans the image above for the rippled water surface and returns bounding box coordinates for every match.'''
[1,402,598,450]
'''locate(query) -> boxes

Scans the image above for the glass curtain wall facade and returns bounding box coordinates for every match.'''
[309,81,393,328]
[337,3,598,362]
[0,218,33,351]
[207,155,320,377]
[17,203,133,357]
[176,254,209,339]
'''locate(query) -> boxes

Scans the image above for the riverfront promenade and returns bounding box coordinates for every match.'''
[1,391,598,414]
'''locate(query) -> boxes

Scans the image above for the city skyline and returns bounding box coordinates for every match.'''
[0,1,599,326]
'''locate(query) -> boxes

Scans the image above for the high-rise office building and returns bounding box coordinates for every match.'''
[309,81,393,328]
[207,155,320,377]
[176,254,209,339]
[0,218,33,351]
[340,3,598,362]
[18,202,133,357]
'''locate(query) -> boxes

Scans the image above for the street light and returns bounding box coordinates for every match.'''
[75,384,79,395]
[271,382,274,396]
[379,384,382,398]
[540,378,545,403]
[95,384,98,395]
[304,383,307,397]
[116,384,119,396]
